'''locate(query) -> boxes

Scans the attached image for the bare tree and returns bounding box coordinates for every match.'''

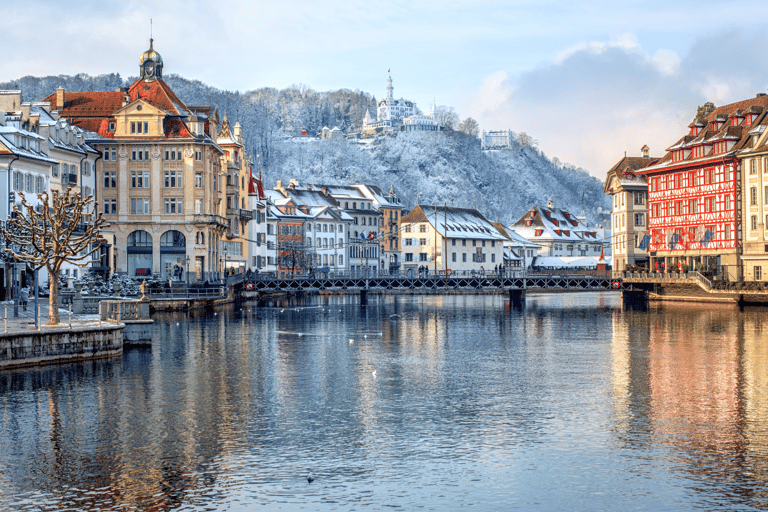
[435,105,460,131]
[458,117,480,138]
[516,132,539,149]
[2,189,108,325]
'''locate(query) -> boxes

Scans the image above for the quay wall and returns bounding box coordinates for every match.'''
[0,324,124,370]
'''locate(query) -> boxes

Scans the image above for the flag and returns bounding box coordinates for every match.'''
[700,229,712,247]
[668,232,679,250]
[638,234,650,251]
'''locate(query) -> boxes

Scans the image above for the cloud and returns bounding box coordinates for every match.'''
[460,30,768,178]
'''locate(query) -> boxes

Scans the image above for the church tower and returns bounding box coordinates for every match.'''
[386,74,394,105]
[139,39,163,82]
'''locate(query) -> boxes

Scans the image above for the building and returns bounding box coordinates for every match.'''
[603,146,658,270]
[362,74,440,136]
[264,190,310,278]
[491,223,540,269]
[352,184,404,274]
[511,201,606,258]
[246,169,268,272]
[44,39,230,282]
[218,115,254,273]
[481,130,514,150]
[636,97,768,279]
[738,106,768,281]
[0,99,58,299]
[400,205,506,275]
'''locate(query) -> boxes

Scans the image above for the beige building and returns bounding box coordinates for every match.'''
[401,205,506,275]
[45,40,230,282]
[603,146,658,271]
[737,114,768,281]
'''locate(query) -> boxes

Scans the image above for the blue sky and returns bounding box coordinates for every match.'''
[4,0,768,177]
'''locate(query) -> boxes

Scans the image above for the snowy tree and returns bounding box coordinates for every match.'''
[435,106,460,130]
[457,117,480,138]
[516,132,539,149]
[2,189,108,325]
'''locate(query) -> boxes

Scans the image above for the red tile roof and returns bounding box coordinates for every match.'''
[127,79,189,116]
[43,90,124,117]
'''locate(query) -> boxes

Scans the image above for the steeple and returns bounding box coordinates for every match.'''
[386,73,393,104]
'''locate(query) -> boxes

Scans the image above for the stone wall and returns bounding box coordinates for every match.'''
[0,325,124,369]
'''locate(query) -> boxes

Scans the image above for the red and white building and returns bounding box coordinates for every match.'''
[637,97,768,279]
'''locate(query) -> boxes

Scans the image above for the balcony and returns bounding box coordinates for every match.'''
[226,208,254,221]
[193,214,228,228]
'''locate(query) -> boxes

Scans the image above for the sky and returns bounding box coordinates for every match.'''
[4,0,768,178]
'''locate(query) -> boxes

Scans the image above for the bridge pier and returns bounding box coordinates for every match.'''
[621,286,648,307]
[509,289,525,309]
[360,289,368,305]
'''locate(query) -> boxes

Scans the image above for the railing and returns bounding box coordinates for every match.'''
[688,271,712,291]
[193,214,229,228]
[239,209,253,220]
[100,300,142,324]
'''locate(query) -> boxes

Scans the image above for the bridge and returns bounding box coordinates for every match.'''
[241,272,617,305]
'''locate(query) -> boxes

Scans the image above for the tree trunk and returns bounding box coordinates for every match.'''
[48,268,60,325]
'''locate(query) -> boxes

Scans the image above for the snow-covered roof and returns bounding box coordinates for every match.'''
[512,205,602,243]
[352,184,402,209]
[403,205,506,241]
[531,256,612,268]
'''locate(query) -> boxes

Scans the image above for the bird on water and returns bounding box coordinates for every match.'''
[307,472,315,483]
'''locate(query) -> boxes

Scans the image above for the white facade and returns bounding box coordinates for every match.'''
[362,75,440,135]
[481,130,514,150]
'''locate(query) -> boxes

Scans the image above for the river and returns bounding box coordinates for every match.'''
[1,292,767,510]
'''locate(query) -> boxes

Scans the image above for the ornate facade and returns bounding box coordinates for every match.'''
[362,74,440,135]
[45,40,232,282]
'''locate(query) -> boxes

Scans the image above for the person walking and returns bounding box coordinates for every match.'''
[20,286,29,311]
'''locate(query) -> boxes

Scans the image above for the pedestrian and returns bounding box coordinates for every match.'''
[20,286,29,311]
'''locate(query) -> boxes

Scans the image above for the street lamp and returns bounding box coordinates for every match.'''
[224,247,228,282]
[185,255,190,297]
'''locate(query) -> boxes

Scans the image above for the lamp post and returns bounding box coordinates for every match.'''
[185,255,190,298]
[224,247,228,282]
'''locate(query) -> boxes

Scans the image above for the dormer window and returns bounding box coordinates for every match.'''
[108,121,115,132]
[534,229,543,236]
[552,219,559,227]
[732,117,739,127]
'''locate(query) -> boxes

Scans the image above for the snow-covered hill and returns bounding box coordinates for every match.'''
[0,73,609,225]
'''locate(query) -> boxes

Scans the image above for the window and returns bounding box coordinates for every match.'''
[462,253,467,262]
[164,198,183,214]
[103,147,116,160]
[194,172,203,188]
[131,171,150,188]
[419,224,427,233]
[52,164,59,178]
[195,148,202,161]
[688,199,697,214]
[164,171,182,188]
[25,174,32,192]
[103,199,117,214]
[35,176,44,194]
[404,238,413,246]
[103,171,117,188]
[756,266,762,280]
[419,253,428,262]
[752,215,758,231]
[688,172,696,186]
[165,147,182,161]
[131,146,149,160]
[634,192,644,205]
[491,254,496,263]
[405,253,413,262]
[726,224,732,239]
[751,187,758,206]
[131,197,150,214]
[751,159,757,175]
[452,253,457,262]
[635,213,644,227]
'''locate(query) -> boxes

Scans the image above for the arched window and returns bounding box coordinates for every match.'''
[161,230,186,248]
[160,230,187,281]
[127,230,153,277]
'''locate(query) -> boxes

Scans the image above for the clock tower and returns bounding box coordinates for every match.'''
[139,38,163,82]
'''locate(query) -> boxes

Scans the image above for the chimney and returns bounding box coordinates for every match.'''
[641,144,650,159]
[289,178,299,188]
[547,200,554,209]
[56,87,65,109]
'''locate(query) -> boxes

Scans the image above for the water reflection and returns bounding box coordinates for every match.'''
[2,293,768,510]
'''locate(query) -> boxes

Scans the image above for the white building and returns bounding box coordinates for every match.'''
[246,171,268,272]
[481,130,514,150]
[362,74,440,136]
[511,201,606,258]
[401,205,506,275]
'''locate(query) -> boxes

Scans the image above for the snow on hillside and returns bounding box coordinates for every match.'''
[0,73,609,226]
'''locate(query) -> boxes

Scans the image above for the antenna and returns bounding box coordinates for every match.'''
[150,18,153,39]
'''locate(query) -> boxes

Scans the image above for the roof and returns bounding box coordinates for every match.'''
[512,204,602,243]
[402,204,506,241]
[603,155,656,193]
[640,94,768,173]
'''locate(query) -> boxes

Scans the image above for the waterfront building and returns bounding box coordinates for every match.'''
[352,184,404,274]
[272,180,352,275]
[264,190,310,278]
[491,222,541,269]
[218,115,254,273]
[511,201,605,258]
[481,130,514,150]
[247,170,268,272]
[400,205,506,275]
[0,95,58,299]
[314,184,381,276]
[43,40,229,282]
[636,97,768,278]
[735,109,768,281]
[603,146,658,270]
[362,74,440,136]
